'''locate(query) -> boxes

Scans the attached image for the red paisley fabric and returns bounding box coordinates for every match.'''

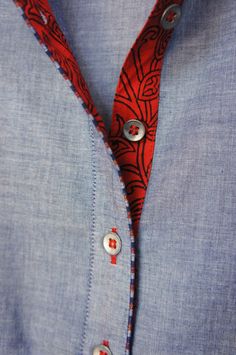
[108,1,183,235]
[14,0,182,237]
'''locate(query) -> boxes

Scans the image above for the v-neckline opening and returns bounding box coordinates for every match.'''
[13,0,183,237]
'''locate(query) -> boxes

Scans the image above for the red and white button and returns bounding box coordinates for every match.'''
[103,232,122,256]
[92,344,112,355]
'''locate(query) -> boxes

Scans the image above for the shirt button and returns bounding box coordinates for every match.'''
[103,232,122,256]
[93,344,112,355]
[123,119,146,142]
[160,4,182,30]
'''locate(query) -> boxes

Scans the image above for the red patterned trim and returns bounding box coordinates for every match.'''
[108,0,183,236]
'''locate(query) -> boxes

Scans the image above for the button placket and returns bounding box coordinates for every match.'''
[82,113,133,354]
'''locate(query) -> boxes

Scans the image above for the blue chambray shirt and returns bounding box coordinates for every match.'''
[0,0,236,354]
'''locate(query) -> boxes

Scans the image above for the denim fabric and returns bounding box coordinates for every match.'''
[0,0,236,355]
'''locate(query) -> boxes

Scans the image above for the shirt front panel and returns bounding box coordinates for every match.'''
[134,0,236,353]
[0,2,133,354]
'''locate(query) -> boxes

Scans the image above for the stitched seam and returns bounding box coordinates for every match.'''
[79,118,97,355]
